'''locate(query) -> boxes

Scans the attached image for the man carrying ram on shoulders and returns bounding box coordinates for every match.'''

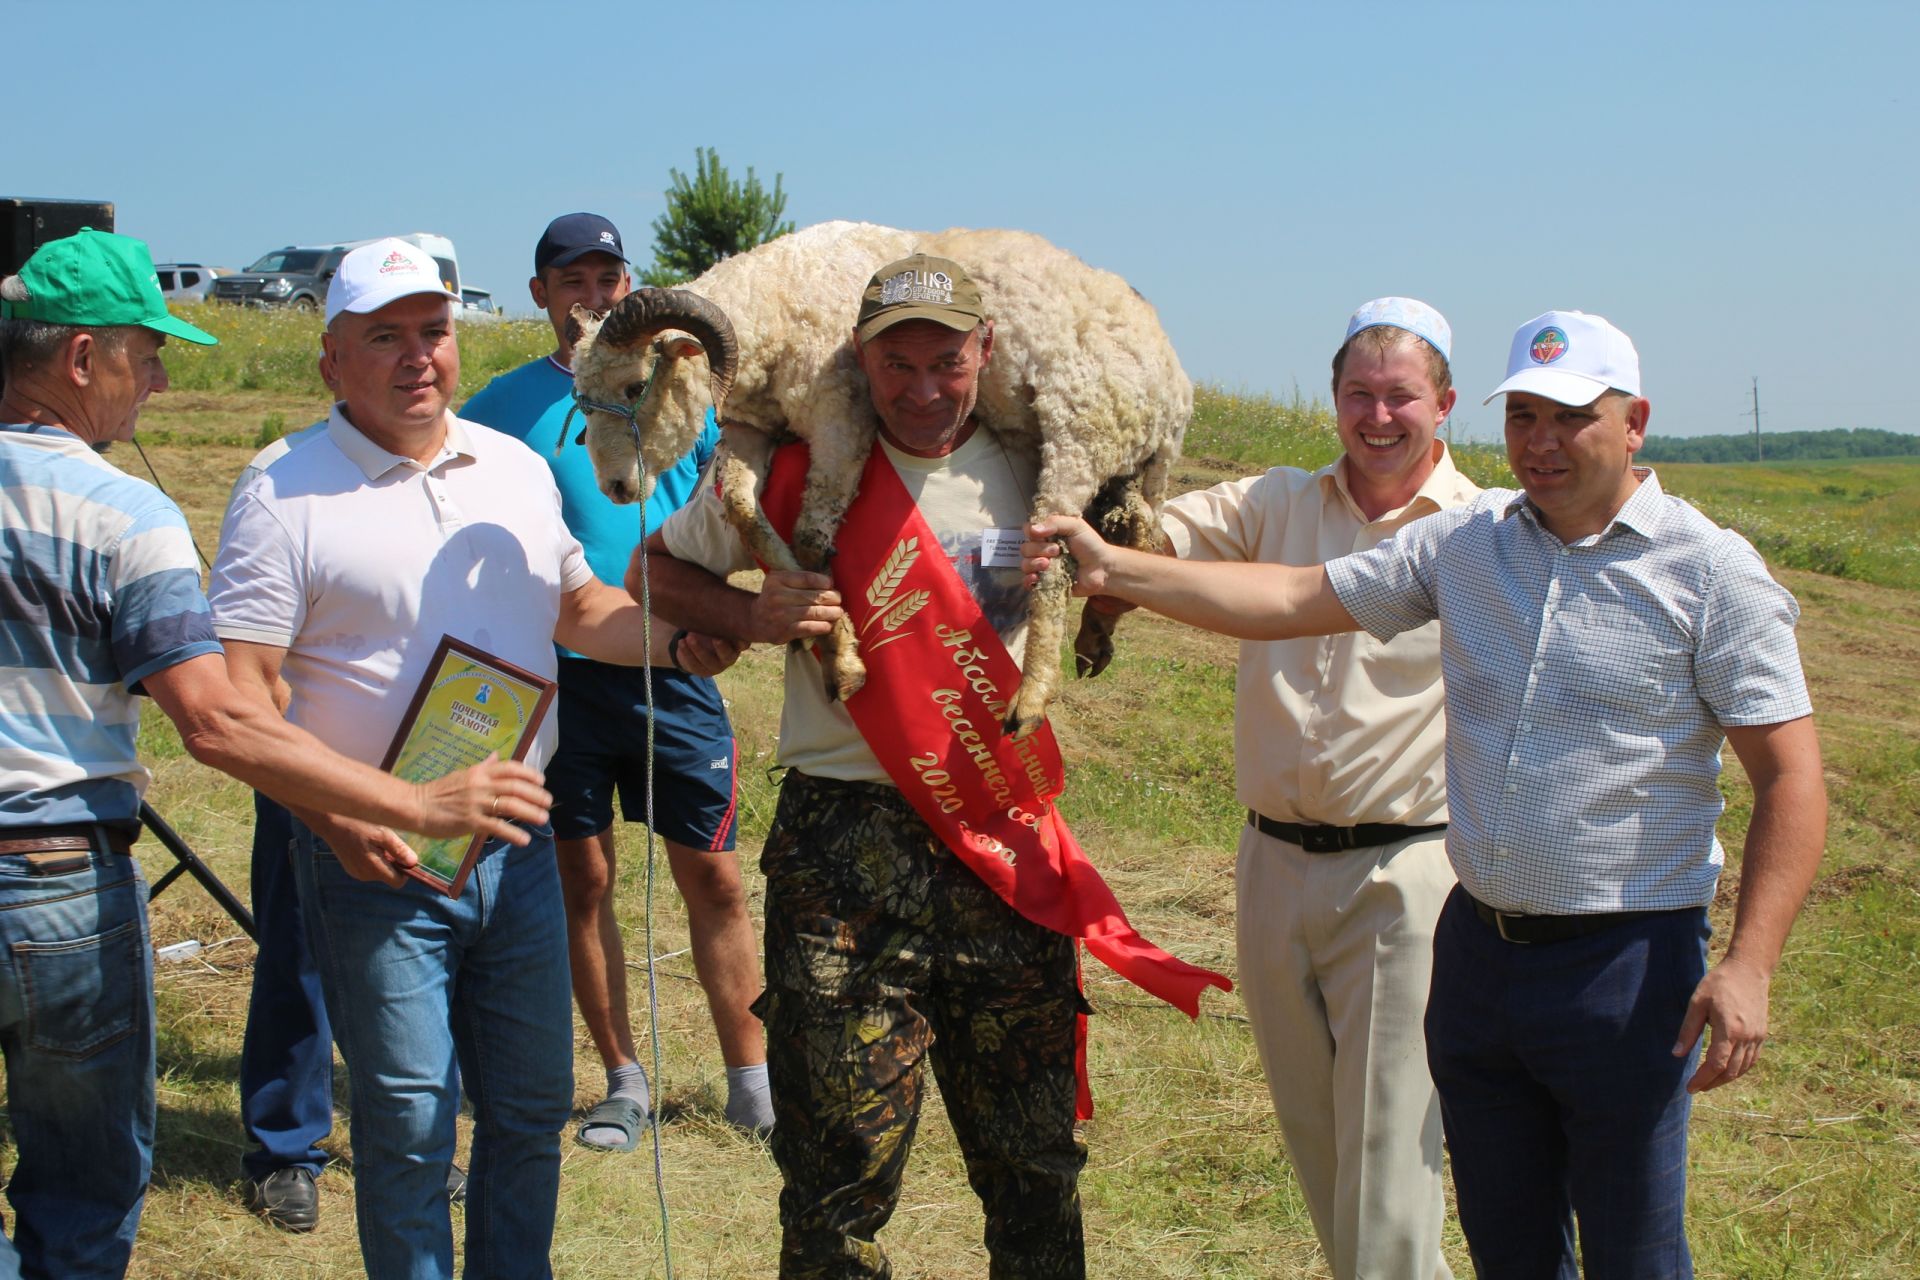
[639,254,1226,1279]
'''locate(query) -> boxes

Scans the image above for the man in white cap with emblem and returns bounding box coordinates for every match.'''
[1026,309,1826,1279]
[209,237,699,1278]
[1119,297,1475,1278]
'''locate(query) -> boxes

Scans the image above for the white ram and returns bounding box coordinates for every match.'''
[568,220,1191,739]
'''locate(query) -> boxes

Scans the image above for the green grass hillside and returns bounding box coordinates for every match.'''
[1658,457,1920,589]
[138,303,553,450]
[41,302,1916,1277]
[1186,382,1920,592]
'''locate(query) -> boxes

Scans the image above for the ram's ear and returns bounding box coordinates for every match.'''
[567,303,601,352]
[659,333,705,362]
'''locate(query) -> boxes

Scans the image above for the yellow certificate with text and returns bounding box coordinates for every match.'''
[378,636,555,897]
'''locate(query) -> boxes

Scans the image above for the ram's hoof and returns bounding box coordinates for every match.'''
[1073,595,1124,679]
[1001,700,1046,742]
[823,661,867,704]
[1074,635,1115,679]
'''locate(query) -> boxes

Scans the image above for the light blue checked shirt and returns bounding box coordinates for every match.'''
[1327,471,1812,915]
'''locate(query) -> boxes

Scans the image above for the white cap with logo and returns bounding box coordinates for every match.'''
[325,238,459,324]
[1483,310,1641,406]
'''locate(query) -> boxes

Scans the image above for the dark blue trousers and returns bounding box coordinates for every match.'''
[238,793,334,1180]
[1425,885,1709,1280]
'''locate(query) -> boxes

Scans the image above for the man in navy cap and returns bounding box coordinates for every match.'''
[463,213,771,1150]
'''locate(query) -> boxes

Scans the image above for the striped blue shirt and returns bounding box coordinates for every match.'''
[1327,471,1812,915]
[1,422,222,828]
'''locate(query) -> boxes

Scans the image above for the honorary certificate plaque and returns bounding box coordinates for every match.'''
[378,636,555,897]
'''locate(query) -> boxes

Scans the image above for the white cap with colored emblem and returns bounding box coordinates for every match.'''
[1482,310,1641,406]
[325,237,460,325]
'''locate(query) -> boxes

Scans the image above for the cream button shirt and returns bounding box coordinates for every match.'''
[1160,445,1480,826]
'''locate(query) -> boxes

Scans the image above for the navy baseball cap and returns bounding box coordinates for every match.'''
[534,213,627,274]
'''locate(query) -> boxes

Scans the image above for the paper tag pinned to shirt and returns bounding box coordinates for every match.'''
[979,528,1025,568]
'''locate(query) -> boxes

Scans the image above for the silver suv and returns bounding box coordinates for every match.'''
[209,244,349,311]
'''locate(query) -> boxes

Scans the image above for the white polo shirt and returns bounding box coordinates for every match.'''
[209,405,592,769]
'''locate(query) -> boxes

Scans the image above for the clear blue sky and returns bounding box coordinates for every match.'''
[8,1,1915,439]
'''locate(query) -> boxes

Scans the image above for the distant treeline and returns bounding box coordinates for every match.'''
[1640,428,1920,463]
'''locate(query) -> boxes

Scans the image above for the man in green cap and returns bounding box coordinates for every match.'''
[0,232,549,1277]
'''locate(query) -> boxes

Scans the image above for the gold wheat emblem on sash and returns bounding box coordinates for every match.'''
[863,538,929,650]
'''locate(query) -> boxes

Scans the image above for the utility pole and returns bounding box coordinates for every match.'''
[1750,377,1762,461]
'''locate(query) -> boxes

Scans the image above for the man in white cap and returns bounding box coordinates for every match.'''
[209,238,705,1278]
[1026,310,1827,1279]
[1124,298,1473,1278]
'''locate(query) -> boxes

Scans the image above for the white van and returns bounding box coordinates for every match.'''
[382,232,461,298]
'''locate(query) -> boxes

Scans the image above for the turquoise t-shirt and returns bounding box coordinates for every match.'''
[462,355,718,589]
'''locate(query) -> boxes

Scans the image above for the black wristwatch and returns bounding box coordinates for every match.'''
[667,628,690,671]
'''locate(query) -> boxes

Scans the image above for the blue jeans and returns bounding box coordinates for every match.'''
[292,823,573,1280]
[239,794,334,1180]
[0,843,154,1280]
[1425,885,1709,1280]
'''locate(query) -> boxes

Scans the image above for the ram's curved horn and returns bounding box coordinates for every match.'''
[595,288,740,406]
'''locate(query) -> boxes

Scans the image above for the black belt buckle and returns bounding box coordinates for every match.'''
[1297,826,1354,854]
[1469,892,1539,944]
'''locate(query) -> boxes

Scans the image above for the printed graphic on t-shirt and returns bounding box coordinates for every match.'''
[937,530,1028,637]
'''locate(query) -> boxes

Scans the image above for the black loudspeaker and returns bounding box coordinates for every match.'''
[1,197,116,276]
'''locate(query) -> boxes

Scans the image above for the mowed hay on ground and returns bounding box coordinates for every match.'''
[6,316,1916,1276]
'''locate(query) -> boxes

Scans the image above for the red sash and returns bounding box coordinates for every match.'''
[759,441,1231,1112]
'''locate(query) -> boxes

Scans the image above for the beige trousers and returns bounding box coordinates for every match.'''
[1236,825,1456,1280]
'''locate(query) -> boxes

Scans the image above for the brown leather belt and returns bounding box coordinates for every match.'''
[0,824,137,857]
[1248,810,1446,854]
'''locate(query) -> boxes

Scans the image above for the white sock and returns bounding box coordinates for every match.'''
[724,1062,774,1132]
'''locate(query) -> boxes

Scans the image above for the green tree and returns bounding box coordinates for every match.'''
[641,147,795,287]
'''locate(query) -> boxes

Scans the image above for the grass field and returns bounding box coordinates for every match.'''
[13,308,1917,1276]
[1656,457,1920,591]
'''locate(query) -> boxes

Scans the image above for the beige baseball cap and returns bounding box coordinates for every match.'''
[855,254,985,342]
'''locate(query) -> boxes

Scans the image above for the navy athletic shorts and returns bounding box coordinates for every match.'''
[544,656,738,851]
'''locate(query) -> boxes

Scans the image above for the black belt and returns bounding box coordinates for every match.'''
[1247,811,1446,854]
[0,823,136,857]
[1465,891,1677,945]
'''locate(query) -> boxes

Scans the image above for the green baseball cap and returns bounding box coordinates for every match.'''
[855,253,986,343]
[1,228,217,345]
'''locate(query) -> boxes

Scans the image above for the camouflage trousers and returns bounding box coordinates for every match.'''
[753,771,1087,1280]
